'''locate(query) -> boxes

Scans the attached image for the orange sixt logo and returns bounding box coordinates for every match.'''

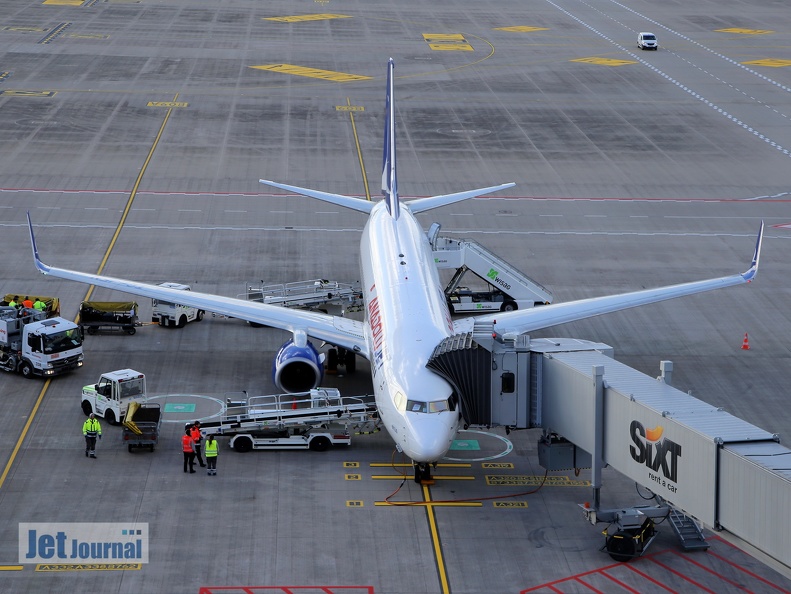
[629,421,682,484]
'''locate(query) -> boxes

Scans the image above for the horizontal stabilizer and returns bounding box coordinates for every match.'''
[259,179,375,214]
[406,183,515,214]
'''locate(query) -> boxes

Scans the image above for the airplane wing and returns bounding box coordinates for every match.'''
[470,222,764,337]
[26,213,369,358]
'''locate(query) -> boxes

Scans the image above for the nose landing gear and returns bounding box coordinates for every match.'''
[414,462,437,484]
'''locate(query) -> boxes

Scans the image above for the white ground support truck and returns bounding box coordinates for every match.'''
[81,369,147,425]
[151,283,205,328]
[201,388,379,452]
[0,306,84,378]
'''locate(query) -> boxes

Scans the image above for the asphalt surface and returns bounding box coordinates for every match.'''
[1,0,791,592]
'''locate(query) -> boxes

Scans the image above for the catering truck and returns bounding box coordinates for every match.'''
[0,306,84,378]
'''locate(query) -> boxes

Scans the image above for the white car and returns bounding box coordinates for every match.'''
[638,32,658,50]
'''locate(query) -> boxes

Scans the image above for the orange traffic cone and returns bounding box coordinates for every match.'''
[741,333,750,350]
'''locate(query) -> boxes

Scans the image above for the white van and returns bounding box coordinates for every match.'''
[638,32,658,50]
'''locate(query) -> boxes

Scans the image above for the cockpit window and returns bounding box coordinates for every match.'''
[406,399,450,413]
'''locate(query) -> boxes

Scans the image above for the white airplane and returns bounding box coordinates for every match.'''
[28,58,763,483]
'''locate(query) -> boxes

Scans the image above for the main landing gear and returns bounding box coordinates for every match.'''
[414,462,436,484]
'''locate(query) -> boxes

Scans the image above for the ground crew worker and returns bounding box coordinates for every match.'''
[204,434,218,476]
[8,296,19,308]
[190,421,205,468]
[22,296,33,309]
[33,298,46,311]
[83,413,102,458]
[182,428,196,473]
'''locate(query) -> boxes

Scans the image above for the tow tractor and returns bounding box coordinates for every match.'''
[81,369,147,425]
[200,388,378,452]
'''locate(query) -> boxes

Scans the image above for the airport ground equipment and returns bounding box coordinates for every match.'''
[81,369,147,425]
[122,402,161,452]
[0,306,83,378]
[241,279,363,317]
[201,388,378,452]
[151,283,205,327]
[427,324,791,570]
[79,301,140,335]
[1,294,60,317]
[427,224,553,312]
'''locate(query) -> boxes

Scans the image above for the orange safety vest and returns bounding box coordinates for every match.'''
[182,434,195,453]
[190,427,202,444]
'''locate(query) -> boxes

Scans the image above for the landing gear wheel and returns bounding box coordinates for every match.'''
[414,463,433,484]
[606,530,637,562]
[326,348,338,373]
[344,350,357,374]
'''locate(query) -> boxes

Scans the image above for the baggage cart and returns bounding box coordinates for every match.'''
[79,301,140,335]
[122,402,161,452]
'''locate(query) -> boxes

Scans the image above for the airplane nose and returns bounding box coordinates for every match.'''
[403,414,457,462]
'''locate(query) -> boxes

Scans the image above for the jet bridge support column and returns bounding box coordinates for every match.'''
[591,365,604,513]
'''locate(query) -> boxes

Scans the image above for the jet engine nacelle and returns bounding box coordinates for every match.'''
[271,332,324,393]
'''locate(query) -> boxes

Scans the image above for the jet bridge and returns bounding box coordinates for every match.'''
[427,325,791,570]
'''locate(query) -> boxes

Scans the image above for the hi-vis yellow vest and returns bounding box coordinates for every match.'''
[204,440,219,457]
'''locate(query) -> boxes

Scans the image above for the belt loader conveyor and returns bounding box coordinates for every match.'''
[199,388,379,452]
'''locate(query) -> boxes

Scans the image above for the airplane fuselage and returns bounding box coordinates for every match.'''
[360,201,460,462]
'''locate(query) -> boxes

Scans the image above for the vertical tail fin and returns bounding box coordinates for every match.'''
[381,58,399,219]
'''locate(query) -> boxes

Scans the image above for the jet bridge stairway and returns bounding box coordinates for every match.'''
[668,509,709,551]
[428,224,553,312]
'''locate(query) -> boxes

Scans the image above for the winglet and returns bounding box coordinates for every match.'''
[741,220,764,282]
[381,57,399,220]
[26,211,51,275]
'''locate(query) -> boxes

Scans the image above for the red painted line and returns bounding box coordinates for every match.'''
[705,537,791,594]
[625,563,677,593]
[521,560,628,592]
[600,570,644,593]
[573,575,604,592]
[3,186,791,203]
[669,549,752,592]
[198,586,374,594]
[648,557,717,594]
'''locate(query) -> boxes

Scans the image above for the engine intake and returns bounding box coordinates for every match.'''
[272,337,324,393]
